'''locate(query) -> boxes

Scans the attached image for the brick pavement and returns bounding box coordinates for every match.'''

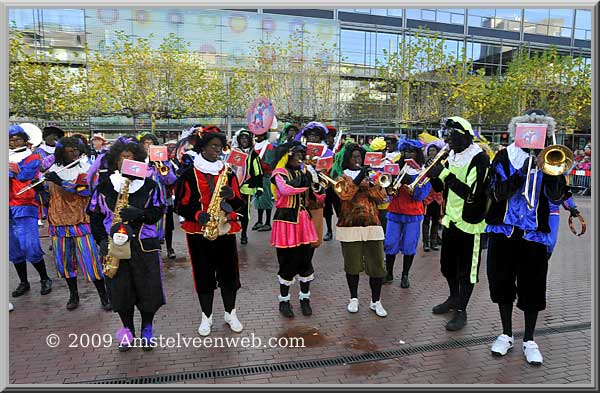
[8,196,593,385]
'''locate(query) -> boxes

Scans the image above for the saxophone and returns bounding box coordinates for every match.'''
[102,177,131,278]
[203,163,232,241]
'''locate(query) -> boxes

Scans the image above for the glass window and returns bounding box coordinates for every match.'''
[575,9,591,29]
[354,9,370,14]
[437,11,451,24]
[469,9,495,18]
[41,9,85,31]
[387,9,403,17]
[451,13,465,24]
[375,32,397,64]
[548,8,573,27]
[9,9,35,29]
[340,29,366,65]
[495,9,521,20]
[370,9,387,16]
[422,9,436,21]
[524,9,550,23]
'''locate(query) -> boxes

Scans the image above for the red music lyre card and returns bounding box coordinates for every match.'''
[316,156,333,171]
[364,152,383,167]
[515,123,547,149]
[121,159,148,179]
[384,163,400,175]
[306,143,326,158]
[226,149,248,168]
[149,146,168,162]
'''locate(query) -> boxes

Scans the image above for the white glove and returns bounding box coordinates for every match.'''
[306,165,319,184]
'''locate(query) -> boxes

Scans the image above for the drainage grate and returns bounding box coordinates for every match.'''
[76,321,590,385]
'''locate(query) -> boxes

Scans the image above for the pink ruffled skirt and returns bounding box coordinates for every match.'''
[271,210,318,248]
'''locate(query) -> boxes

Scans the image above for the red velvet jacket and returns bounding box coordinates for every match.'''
[174,166,244,235]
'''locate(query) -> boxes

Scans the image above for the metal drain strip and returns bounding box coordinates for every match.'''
[77,321,591,384]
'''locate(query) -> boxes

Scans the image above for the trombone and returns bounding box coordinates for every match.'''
[522,133,574,209]
[407,145,450,192]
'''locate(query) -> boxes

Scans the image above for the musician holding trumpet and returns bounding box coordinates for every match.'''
[333,143,389,317]
[426,117,490,332]
[485,110,570,365]
[383,139,430,288]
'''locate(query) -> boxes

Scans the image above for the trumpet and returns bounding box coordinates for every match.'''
[153,161,170,176]
[523,133,574,209]
[370,171,392,188]
[407,145,450,192]
[388,163,411,196]
[312,172,345,194]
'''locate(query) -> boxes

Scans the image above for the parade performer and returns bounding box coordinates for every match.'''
[139,133,177,245]
[323,125,342,241]
[9,125,53,298]
[384,138,430,286]
[294,122,333,257]
[426,117,490,331]
[365,137,390,233]
[270,141,325,317]
[485,109,568,365]
[90,134,109,162]
[231,129,263,244]
[45,137,110,311]
[87,137,166,351]
[334,143,389,317]
[174,126,245,336]
[252,131,276,233]
[421,141,446,251]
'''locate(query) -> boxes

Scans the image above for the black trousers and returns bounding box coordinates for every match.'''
[323,188,340,219]
[186,233,241,294]
[440,223,481,283]
[276,245,314,284]
[486,231,549,312]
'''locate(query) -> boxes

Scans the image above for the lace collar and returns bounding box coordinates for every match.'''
[254,139,269,153]
[110,171,145,194]
[194,153,223,175]
[9,149,32,164]
[49,159,91,181]
[448,144,482,168]
[506,143,529,170]
[343,169,360,180]
[40,143,56,154]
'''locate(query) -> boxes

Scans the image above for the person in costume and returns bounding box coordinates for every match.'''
[139,133,177,254]
[9,125,53,298]
[252,130,276,232]
[323,125,342,241]
[275,122,299,147]
[270,141,326,317]
[45,137,110,311]
[364,137,390,233]
[19,123,46,226]
[485,109,567,365]
[547,195,580,259]
[87,137,166,351]
[384,138,430,287]
[232,128,264,244]
[174,125,245,336]
[334,143,389,317]
[426,117,490,331]
[294,121,333,258]
[421,140,446,252]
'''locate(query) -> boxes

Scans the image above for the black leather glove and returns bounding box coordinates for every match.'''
[120,206,145,222]
[220,201,233,214]
[197,212,211,225]
[427,163,444,179]
[288,172,311,188]
[353,166,370,186]
[44,172,62,185]
[569,207,580,218]
[219,185,234,199]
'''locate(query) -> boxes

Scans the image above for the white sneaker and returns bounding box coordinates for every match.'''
[9,303,14,312]
[224,309,243,333]
[523,340,543,365]
[347,298,359,313]
[369,300,388,317]
[38,219,43,227]
[178,215,185,223]
[197,313,213,336]
[491,334,514,356]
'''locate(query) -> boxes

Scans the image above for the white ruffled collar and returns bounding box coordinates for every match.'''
[506,143,529,170]
[254,139,269,152]
[194,153,223,175]
[49,159,91,181]
[9,148,32,164]
[343,169,361,180]
[448,144,482,168]
[40,143,56,154]
[406,166,420,176]
[110,171,145,194]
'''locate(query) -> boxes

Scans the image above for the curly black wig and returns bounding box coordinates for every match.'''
[106,136,147,172]
[342,143,366,170]
[139,133,160,145]
[54,137,85,166]
[193,125,227,153]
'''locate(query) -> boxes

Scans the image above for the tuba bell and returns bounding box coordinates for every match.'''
[537,144,574,176]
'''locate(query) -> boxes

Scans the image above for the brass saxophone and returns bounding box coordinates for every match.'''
[203,163,232,241]
[102,177,131,278]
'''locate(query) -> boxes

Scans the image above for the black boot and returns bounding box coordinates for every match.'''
[94,279,112,311]
[32,259,52,295]
[279,301,294,318]
[167,248,176,259]
[446,310,467,331]
[323,232,333,241]
[12,282,30,298]
[400,275,410,288]
[299,298,312,316]
[422,226,430,252]
[66,277,79,310]
[385,254,395,283]
[432,296,459,314]
[400,255,414,288]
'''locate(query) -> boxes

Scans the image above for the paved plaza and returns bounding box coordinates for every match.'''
[8,196,592,385]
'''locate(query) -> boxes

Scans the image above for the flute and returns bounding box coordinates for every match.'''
[16,156,86,195]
